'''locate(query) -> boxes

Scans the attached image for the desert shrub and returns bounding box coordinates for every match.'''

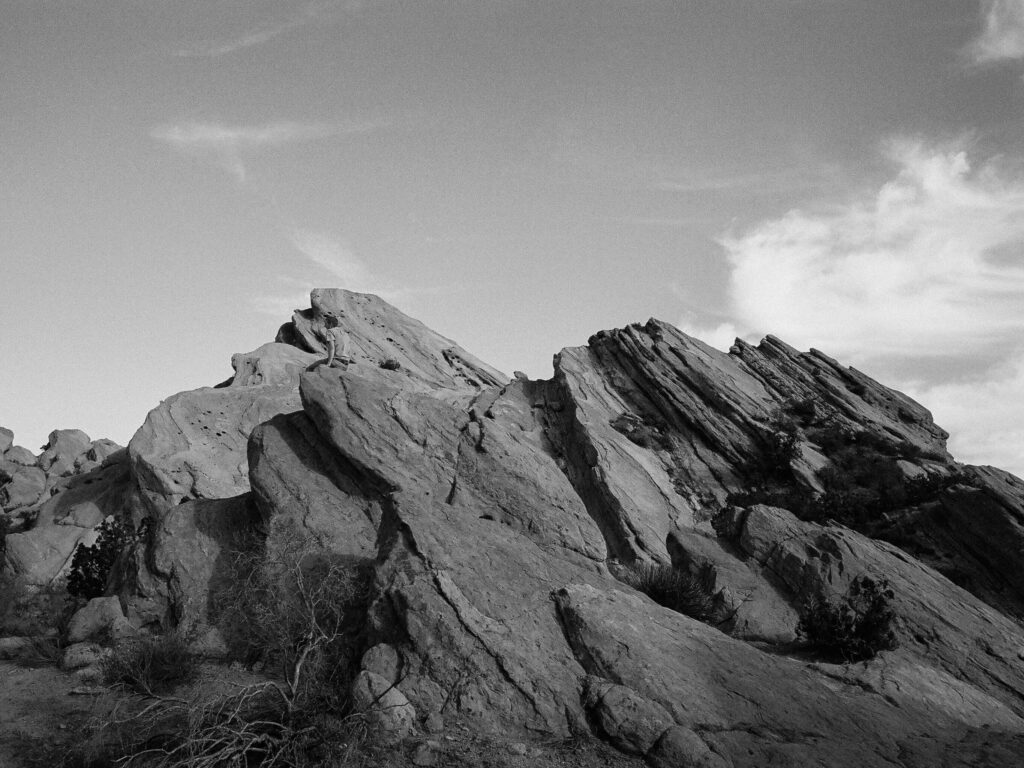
[0,574,72,639]
[218,535,372,713]
[618,562,717,622]
[67,517,135,600]
[84,535,373,768]
[797,575,898,662]
[102,632,198,695]
[763,415,800,475]
[730,417,970,532]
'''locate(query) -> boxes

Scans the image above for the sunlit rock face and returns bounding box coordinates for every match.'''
[8,288,1024,766]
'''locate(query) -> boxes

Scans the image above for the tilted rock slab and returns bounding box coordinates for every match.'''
[117,290,1024,765]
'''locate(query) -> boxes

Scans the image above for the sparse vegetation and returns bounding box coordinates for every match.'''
[618,562,718,623]
[730,416,968,532]
[75,532,373,768]
[0,575,70,639]
[797,575,898,662]
[101,632,198,695]
[760,412,801,478]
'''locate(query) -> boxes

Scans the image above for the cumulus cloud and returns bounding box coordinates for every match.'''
[151,120,379,180]
[905,357,1024,476]
[965,0,1024,65]
[716,138,1024,361]
[688,138,1024,476]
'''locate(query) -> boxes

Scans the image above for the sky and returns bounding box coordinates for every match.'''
[2,1,1024,478]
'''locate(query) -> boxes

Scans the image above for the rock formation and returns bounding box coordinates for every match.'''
[6,288,1024,766]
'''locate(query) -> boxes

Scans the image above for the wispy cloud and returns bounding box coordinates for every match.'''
[253,228,414,317]
[682,138,1024,476]
[151,120,380,180]
[651,162,845,198]
[965,0,1024,65]
[174,1,359,58]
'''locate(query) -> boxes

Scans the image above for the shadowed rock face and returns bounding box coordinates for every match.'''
[9,289,1024,766]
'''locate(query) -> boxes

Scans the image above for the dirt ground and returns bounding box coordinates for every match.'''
[0,660,646,768]
[0,660,118,767]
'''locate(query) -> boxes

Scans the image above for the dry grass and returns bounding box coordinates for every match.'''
[101,633,199,695]
[617,563,718,622]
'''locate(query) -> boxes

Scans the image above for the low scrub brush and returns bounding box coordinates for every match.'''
[102,632,198,695]
[618,562,717,622]
[797,575,898,662]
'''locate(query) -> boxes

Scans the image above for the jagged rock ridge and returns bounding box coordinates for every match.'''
[4,289,1024,766]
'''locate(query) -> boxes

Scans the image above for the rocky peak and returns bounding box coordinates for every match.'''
[6,290,1024,767]
[275,287,506,392]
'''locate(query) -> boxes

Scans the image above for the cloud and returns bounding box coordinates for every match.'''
[253,229,412,317]
[174,1,360,58]
[905,357,1024,476]
[151,120,379,180]
[686,138,1024,477]
[715,137,1024,362]
[288,229,376,289]
[965,0,1024,65]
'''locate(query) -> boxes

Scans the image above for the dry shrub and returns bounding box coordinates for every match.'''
[618,563,718,622]
[102,633,198,695]
[75,533,373,768]
[0,574,72,639]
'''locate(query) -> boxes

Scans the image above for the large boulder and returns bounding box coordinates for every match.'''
[128,384,302,515]
[66,596,134,644]
[37,429,92,477]
[227,342,317,387]
[2,445,37,467]
[125,494,260,631]
[0,465,45,511]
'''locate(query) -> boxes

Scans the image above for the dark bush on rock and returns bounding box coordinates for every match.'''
[730,417,972,533]
[618,563,717,622]
[797,575,898,662]
[67,517,135,600]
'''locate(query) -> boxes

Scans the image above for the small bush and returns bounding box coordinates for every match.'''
[618,563,717,622]
[102,633,198,695]
[797,575,898,662]
[68,517,135,600]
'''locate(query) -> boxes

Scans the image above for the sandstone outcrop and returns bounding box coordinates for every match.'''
[8,290,1024,767]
